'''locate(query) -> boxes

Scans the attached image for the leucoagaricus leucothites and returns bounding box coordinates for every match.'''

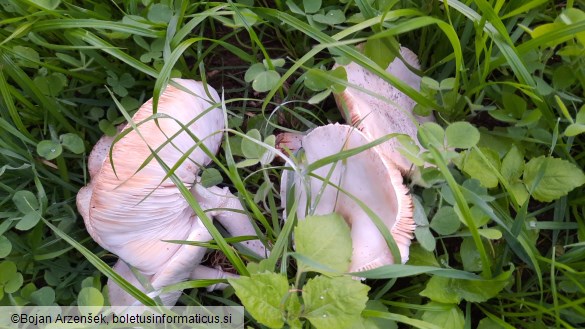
[77,79,267,306]
[280,124,415,272]
[279,46,429,274]
[333,46,435,177]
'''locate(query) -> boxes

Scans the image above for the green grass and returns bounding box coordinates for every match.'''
[1,0,585,328]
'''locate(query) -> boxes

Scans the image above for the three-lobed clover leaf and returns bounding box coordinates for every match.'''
[106,71,136,97]
[37,133,85,160]
[237,129,276,167]
[245,59,285,93]
[12,190,42,231]
[0,261,24,300]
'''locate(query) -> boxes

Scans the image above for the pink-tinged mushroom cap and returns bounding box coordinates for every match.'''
[83,79,224,276]
[334,46,434,177]
[281,124,415,273]
[77,79,267,305]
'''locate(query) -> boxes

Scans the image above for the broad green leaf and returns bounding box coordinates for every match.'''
[430,206,460,235]
[305,68,330,92]
[364,37,396,70]
[420,276,460,304]
[469,206,490,227]
[501,146,524,181]
[421,77,440,91]
[12,46,40,68]
[477,317,505,329]
[147,3,173,23]
[236,158,260,168]
[565,123,585,136]
[15,212,41,231]
[313,10,346,25]
[530,22,565,47]
[559,8,585,45]
[4,272,22,294]
[421,303,464,329]
[201,168,223,187]
[98,120,117,136]
[254,180,273,203]
[502,93,526,119]
[286,0,304,14]
[0,236,11,258]
[78,287,104,312]
[30,286,55,306]
[406,245,440,267]
[305,66,346,93]
[228,272,289,329]
[60,133,85,154]
[414,226,436,252]
[460,238,482,272]
[270,58,286,68]
[449,268,512,302]
[523,156,585,202]
[439,78,456,91]
[241,129,264,159]
[35,0,61,10]
[576,104,585,124]
[295,213,352,273]
[120,96,141,111]
[37,140,63,160]
[446,122,479,149]
[396,135,424,166]
[455,148,500,188]
[285,292,303,329]
[478,228,502,240]
[245,63,266,82]
[20,283,37,301]
[260,135,276,165]
[303,276,369,329]
[308,89,332,104]
[553,65,575,90]
[509,182,529,205]
[418,122,445,149]
[117,73,135,88]
[252,70,281,92]
[0,261,17,284]
[12,190,39,214]
[0,261,23,295]
[34,74,67,96]
[303,0,321,13]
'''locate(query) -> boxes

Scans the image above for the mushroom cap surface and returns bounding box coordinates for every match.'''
[281,124,415,272]
[78,79,224,276]
[334,46,434,176]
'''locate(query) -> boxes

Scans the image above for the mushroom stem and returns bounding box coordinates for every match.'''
[108,219,213,306]
[192,184,268,258]
[190,265,239,292]
[280,124,415,276]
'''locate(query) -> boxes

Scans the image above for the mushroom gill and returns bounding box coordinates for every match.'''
[333,46,434,177]
[77,79,266,305]
[280,124,415,273]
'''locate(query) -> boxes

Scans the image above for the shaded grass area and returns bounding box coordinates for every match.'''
[0,0,584,328]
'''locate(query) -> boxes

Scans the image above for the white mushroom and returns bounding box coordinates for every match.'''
[281,124,415,273]
[333,46,434,177]
[77,79,266,306]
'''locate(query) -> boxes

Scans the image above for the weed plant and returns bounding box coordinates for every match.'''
[1,0,584,328]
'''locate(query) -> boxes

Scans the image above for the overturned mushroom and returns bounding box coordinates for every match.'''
[77,79,266,306]
[281,124,415,273]
[333,46,434,177]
